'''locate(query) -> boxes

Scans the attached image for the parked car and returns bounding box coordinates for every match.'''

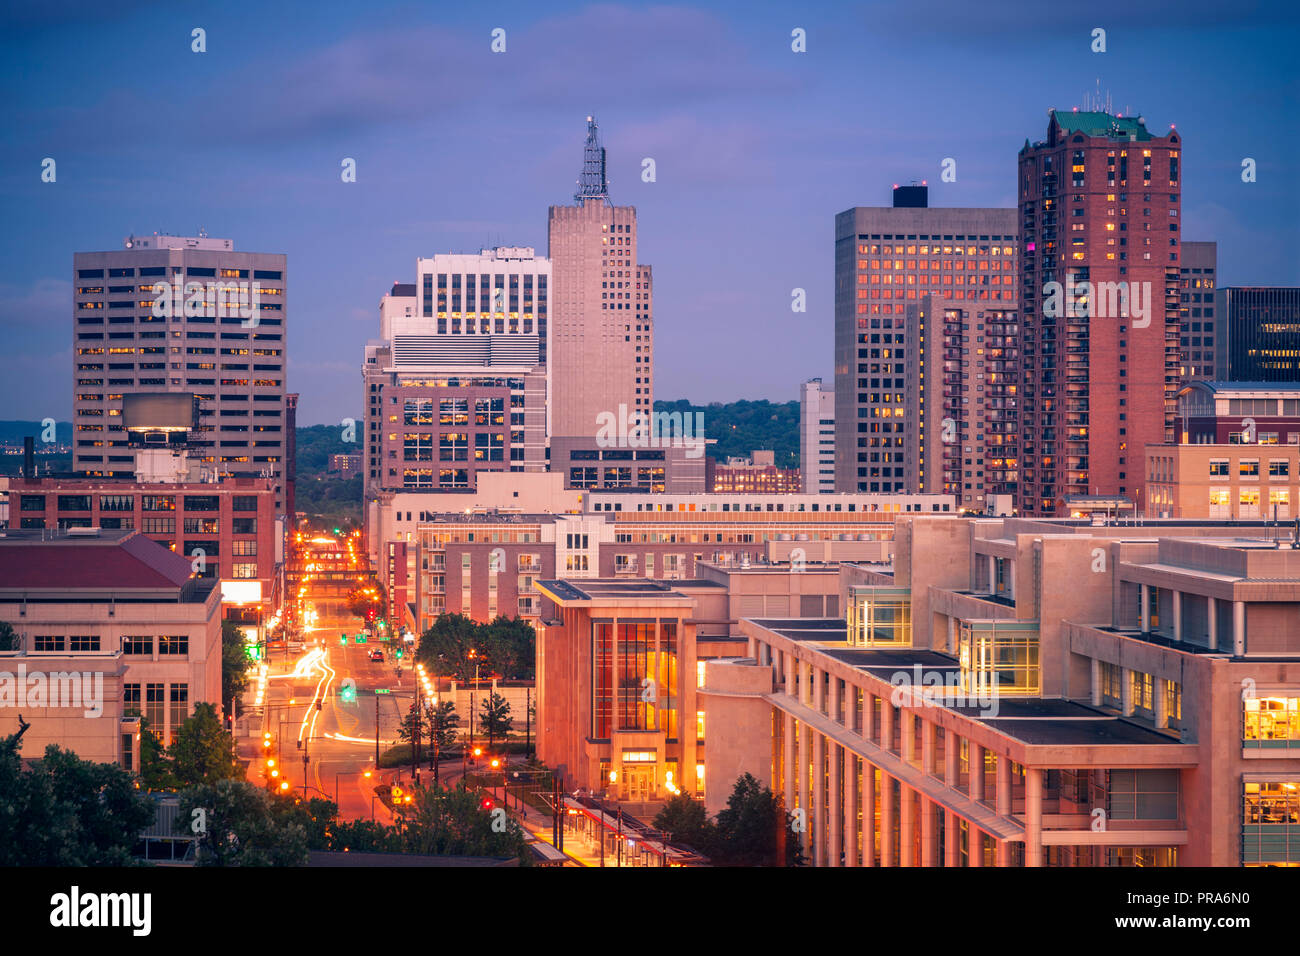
[368,649,384,662]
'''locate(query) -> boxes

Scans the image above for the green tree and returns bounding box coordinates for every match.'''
[427,699,459,785]
[329,817,403,853]
[481,616,536,680]
[176,778,309,866]
[0,620,18,651]
[479,692,513,750]
[0,720,154,866]
[169,702,242,788]
[652,792,714,853]
[137,717,177,791]
[221,620,251,719]
[399,781,529,863]
[418,613,479,681]
[712,772,804,867]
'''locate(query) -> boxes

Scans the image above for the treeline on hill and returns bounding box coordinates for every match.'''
[295,421,365,476]
[653,399,800,469]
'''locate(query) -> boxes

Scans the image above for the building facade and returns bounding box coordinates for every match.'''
[1215,287,1300,382]
[1176,381,1300,445]
[707,451,801,494]
[1178,241,1217,381]
[1145,443,1298,520]
[834,186,1017,493]
[73,235,289,514]
[1017,111,1183,515]
[800,379,836,493]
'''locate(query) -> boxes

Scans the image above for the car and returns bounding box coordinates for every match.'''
[368,649,384,662]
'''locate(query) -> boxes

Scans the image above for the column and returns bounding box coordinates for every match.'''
[947,615,957,655]
[987,554,997,593]
[783,712,796,818]
[784,653,795,698]
[945,733,959,787]
[1121,667,1134,716]
[862,692,874,742]
[862,762,876,867]
[881,699,895,754]
[812,732,824,867]
[1140,583,1150,632]
[880,773,895,866]
[1155,676,1169,729]
[1233,600,1246,656]
[1025,768,1043,867]
[901,708,915,767]
[829,672,841,724]
[1090,657,1102,707]
[813,665,825,714]
[969,743,984,803]
[969,828,983,867]
[797,718,809,859]
[996,838,1011,866]
[829,742,842,867]
[899,784,913,867]
[944,808,959,867]
[845,753,859,867]
[922,720,936,777]
[1207,596,1217,649]
[1172,589,1182,642]
[995,754,1010,817]
[920,796,935,867]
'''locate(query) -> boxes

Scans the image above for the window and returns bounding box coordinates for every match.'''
[1243,782,1300,864]
[123,683,141,718]
[184,495,219,511]
[1240,459,1259,478]
[98,494,134,512]
[69,634,100,652]
[232,563,258,578]
[1270,460,1290,479]
[142,517,175,534]
[232,517,256,535]
[123,635,153,655]
[142,495,175,511]
[1107,769,1180,820]
[57,495,91,512]
[232,539,257,556]
[1209,458,1228,477]
[159,634,189,655]
[1245,696,1300,750]
[184,517,219,534]
[169,685,189,731]
[20,495,45,512]
[231,495,258,511]
[146,683,165,737]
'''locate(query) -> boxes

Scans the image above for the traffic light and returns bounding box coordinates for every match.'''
[394,648,403,659]
[479,796,495,812]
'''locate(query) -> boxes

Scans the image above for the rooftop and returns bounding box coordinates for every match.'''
[0,529,203,599]
[1049,109,1155,142]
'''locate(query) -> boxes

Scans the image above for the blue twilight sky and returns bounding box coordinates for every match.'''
[0,0,1296,425]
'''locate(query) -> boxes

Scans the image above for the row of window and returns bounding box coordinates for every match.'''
[32,633,188,654]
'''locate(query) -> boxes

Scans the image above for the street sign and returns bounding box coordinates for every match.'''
[375,688,391,695]
[354,635,367,644]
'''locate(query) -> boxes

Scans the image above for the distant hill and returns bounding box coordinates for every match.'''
[296,422,365,476]
[653,399,800,470]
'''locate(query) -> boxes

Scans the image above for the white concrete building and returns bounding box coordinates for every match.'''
[801,379,836,493]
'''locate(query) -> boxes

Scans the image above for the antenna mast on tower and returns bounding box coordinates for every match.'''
[574,115,610,204]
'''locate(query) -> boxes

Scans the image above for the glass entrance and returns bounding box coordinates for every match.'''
[625,765,656,801]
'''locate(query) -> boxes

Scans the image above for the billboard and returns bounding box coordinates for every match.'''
[122,393,196,431]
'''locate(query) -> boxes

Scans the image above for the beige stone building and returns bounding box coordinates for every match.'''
[1145,443,1298,520]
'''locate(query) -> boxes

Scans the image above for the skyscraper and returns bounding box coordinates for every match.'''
[73,234,289,514]
[548,117,654,445]
[833,186,1018,493]
[1017,110,1182,516]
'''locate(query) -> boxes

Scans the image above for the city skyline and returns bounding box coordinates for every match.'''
[2,0,1297,424]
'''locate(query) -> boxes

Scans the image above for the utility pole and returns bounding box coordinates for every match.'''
[525,686,531,760]
[374,692,380,766]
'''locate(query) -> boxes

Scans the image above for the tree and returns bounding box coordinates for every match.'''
[418,613,479,681]
[169,702,242,788]
[400,781,530,863]
[711,772,804,866]
[427,700,459,785]
[0,720,154,866]
[176,778,308,866]
[137,717,177,791]
[481,616,536,680]
[220,620,251,720]
[652,792,714,853]
[479,692,513,751]
[0,621,18,651]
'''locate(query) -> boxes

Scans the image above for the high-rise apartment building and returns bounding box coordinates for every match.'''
[906,295,1019,508]
[800,379,835,493]
[1215,287,1300,381]
[1178,241,1217,381]
[548,117,654,446]
[834,186,1017,493]
[1017,110,1182,516]
[363,248,550,494]
[73,235,289,514]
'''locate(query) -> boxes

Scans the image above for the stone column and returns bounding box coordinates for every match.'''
[880,773,895,866]
[1233,600,1246,656]
[944,808,959,867]
[1207,596,1217,649]
[969,743,984,802]
[812,732,824,867]
[1090,657,1102,707]
[881,700,895,755]
[862,762,876,867]
[995,754,1011,817]
[899,784,914,867]
[945,733,959,787]
[969,827,983,867]
[1140,583,1149,632]
[829,742,842,867]
[1025,768,1043,867]
[901,708,915,767]
[922,719,936,777]
[783,711,796,818]
[1155,676,1169,729]
[1172,590,1182,642]
[845,753,859,867]
[920,795,935,867]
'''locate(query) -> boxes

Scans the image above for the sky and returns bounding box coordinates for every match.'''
[1,0,1297,425]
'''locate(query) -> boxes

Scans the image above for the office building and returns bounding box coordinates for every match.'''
[0,528,222,759]
[800,379,836,493]
[73,235,289,515]
[1178,241,1217,380]
[1216,287,1300,381]
[1176,380,1300,444]
[363,248,551,496]
[548,118,661,486]
[707,451,801,494]
[834,186,1017,493]
[1017,110,1183,515]
[1144,442,1297,519]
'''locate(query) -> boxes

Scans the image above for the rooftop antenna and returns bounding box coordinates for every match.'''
[574,115,610,204]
